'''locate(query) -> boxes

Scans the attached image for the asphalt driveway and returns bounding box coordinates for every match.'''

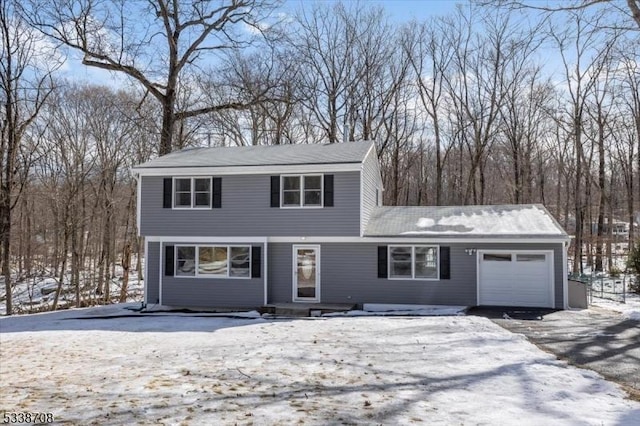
[469,306,640,400]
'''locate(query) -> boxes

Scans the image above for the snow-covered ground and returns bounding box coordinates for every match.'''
[592,292,640,321]
[0,273,144,315]
[1,306,638,425]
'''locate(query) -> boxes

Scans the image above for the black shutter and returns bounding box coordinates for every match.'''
[165,245,175,276]
[440,246,450,280]
[163,178,172,208]
[377,245,388,278]
[212,177,222,208]
[270,176,280,207]
[251,246,261,278]
[324,174,334,207]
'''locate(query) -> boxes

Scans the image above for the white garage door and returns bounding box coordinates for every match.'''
[478,252,553,308]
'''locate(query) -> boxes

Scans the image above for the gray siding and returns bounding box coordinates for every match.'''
[145,241,160,304]
[360,148,381,235]
[140,173,361,237]
[269,242,564,308]
[159,242,265,309]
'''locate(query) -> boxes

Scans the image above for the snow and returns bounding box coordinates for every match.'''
[0,268,144,315]
[592,292,640,321]
[416,217,435,227]
[403,205,563,235]
[1,306,638,425]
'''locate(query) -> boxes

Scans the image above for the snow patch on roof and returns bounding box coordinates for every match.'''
[401,205,563,236]
[416,218,435,228]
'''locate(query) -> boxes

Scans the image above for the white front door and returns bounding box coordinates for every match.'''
[293,245,320,302]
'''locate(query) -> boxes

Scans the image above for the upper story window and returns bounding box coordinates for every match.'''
[174,177,211,208]
[281,175,323,208]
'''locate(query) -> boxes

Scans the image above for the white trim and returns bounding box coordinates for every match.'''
[132,163,360,177]
[280,174,324,208]
[562,241,569,309]
[143,238,148,303]
[292,245,321,303]
[264,242,268,306]
[476,249,555,308]
[135,174,142,237]
[159,239,164,305]
[359,166,364,237]
[173,244,253,280]
[476,251,480,306]
[147,236,569,244]
[266,236,570,244]
[363,140,376,164]
[387,245,440,281]
[146,236,267,243]
[172,177,213,209]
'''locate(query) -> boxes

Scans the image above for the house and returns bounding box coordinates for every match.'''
[132,140,570,310]
[589,219,630,240]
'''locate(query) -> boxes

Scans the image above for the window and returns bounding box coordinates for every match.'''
[174,245,251,279]
[176,246,196,276]
[415,247,438,278]
[516,254,546,262]
[389,246,439,280]
[174,177,211,208]
[230,246,250,277]
[281,175,323,207]
[198,246,228,276]
[483,253,512,262]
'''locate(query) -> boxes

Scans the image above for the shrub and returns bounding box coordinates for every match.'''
[627,243,640,294]
[609,266,622,278]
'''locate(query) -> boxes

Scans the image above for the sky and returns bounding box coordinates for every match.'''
[283,0,462,22]
[59,0,465,85]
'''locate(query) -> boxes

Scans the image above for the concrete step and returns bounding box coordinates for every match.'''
[262,303,356,317]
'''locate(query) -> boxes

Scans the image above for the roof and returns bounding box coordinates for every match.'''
[133,140,374,170]
[364,204,568,239]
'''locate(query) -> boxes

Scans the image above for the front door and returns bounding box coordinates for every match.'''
[293,245,320,302]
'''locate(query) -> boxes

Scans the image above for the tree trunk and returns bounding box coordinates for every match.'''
[595,111,606,272]
[119,243,131,303]
[159,95,174,155]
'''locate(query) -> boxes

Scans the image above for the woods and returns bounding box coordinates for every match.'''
[1,0,638,314]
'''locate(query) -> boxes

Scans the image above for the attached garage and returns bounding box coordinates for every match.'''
[478,251,554,308]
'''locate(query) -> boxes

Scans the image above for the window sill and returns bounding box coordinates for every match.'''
[172,275,253,280]
[387,277,440,281]
[171,206,212,210]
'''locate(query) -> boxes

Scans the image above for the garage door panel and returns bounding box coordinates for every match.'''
[479,252,552,308]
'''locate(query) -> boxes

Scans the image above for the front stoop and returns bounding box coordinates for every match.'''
[261,303,356,317]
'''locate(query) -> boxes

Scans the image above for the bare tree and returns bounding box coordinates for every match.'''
[497,0,640,29]
[24,0,279,155]
[403,19,455,205]
[0,0,59,315]
[550,10,619,273]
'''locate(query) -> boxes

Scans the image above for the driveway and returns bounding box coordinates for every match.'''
[470,306,640,400]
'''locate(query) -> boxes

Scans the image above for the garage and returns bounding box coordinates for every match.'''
[478,251,554,308]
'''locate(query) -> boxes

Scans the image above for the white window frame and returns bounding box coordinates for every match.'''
[175,245,197,277]
[280,174,324,208]
[173,244,252,279]
[388,245,440,281]
[172,177,212,209]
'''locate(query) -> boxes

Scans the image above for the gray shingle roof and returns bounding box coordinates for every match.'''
[364,204,567,238]
[134,140,373,169]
